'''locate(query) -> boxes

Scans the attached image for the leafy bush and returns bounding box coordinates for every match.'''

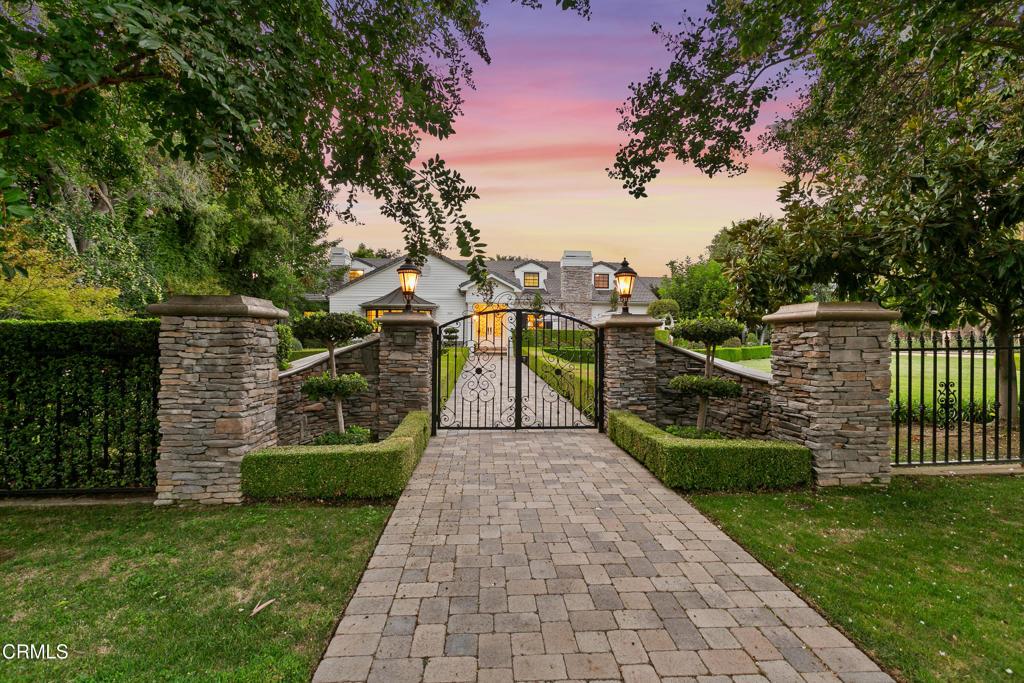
[542,346,595,364]
[648,299,680,321]
[665,425,724,439]
[0,319,161,491]
[442,326,460,348]
[609,411,811,492]
[312,425,373,445]
[301,372,369,402]
[714,345,771,362]
[673,317,744,347]
[668,374,742,398]
[275,323,295,370]
[241,411,430,500]
[654,329,672,344]
[291,311,372,349]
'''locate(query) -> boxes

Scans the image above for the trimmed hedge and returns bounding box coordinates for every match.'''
[608,411,812,492]
[714,345,771,362]
[241,411,430,500]
[521,329,594,348]
[542,346,595,364]
[524,348,596,419]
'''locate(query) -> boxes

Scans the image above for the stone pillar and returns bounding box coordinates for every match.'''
[764,302,900,486]
[147,295,288,505]
[377,312,436,437]
[600,313,661,428]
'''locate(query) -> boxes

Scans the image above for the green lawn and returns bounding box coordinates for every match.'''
[691,476,1024,682]
[438,346,469,404]
[0,502,391,682]
[734,353,1021,407]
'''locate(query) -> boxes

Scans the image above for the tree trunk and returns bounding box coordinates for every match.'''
[696,344,714,432]
[326,342,346,434]
[992,324,1019,427]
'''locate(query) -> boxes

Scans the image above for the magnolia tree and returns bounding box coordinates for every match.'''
[292,312,373,435]
[669,318,743,432]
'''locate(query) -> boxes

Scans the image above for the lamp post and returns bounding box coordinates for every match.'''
[614,258,637,314]
[397,257,422,312]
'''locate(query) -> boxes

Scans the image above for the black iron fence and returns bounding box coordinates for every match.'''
[892,332,1023,466]
[0,320,161,494]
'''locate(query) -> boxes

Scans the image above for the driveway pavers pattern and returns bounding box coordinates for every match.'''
[314,430,892,682]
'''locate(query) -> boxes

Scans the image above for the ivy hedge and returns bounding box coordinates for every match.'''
[241,411,430,500]
[608,411,812,492]
[0,319,161,492]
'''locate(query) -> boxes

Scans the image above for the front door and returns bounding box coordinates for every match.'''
[433,309,604,431]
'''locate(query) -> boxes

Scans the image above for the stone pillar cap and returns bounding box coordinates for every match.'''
[147,294,289,320]
[598,313,661,328]
[378,312,438,327]
[763,301,900,324]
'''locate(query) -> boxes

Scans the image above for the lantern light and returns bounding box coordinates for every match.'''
[397,257,422,312]
[614,258,638,314]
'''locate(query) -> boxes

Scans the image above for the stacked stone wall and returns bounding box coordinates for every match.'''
[276,337,380,445]
[601,315,660,427]
[377,314,436,437]
[655,343,771,438]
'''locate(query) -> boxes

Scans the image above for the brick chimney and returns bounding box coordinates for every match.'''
[559,250,593,321]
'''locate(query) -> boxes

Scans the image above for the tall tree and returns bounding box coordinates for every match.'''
[613,1,1024,422]
[2,0,589,281]
[657,257,732,320]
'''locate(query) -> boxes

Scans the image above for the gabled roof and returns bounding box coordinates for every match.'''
[326,255,406,296]
[360,288,438,310]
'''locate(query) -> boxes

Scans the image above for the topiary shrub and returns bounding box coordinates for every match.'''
[671,317,744,430]
[668,374,743,398]
[292,312,373,434]
[442,326,459,349]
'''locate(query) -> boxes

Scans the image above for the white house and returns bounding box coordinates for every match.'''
[317,249,660,329]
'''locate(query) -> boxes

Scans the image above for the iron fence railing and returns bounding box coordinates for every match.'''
[892,333,1023,466]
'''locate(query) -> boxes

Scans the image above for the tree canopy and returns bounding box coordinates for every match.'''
[656,258,732,320]
[2,0,590,284]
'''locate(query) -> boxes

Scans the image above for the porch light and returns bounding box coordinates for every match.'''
[614,258,637,314]
[397,257,422,312]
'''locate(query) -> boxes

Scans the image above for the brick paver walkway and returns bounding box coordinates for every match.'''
[314,431,891,683]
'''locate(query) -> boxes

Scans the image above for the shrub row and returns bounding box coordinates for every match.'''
[714,345,771,362]
[241,411,430,500]
[524,349,596,419]
[521,329,594,348]
[608,411,812,492]
[542,346,595,364]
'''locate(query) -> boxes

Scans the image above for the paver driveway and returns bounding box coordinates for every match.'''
[314,431,891,683]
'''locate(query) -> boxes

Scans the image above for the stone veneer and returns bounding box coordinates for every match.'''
[276,336,380,445]
[655,342,771,438]
[600,313,660,427]
[765,302,899,486]
[377,313,436,437]
[147,295,288,505]
[558,252,594,321]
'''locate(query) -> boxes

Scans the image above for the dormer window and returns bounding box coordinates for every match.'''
[594,273,609,289]
[523,272,540,288]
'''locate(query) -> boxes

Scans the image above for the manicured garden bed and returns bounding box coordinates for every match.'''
[242,411,430,500]
[691,475,1024,681]
[608,411,812,492]
[0,502,390,681]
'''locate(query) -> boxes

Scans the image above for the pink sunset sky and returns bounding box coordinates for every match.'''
[332,0,791,276]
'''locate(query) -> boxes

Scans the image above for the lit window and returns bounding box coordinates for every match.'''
[594,273,609,289]
[349,269,364,280]
[523,272,540,288]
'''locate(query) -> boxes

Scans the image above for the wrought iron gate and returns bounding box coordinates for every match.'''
[433,309,603,432]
